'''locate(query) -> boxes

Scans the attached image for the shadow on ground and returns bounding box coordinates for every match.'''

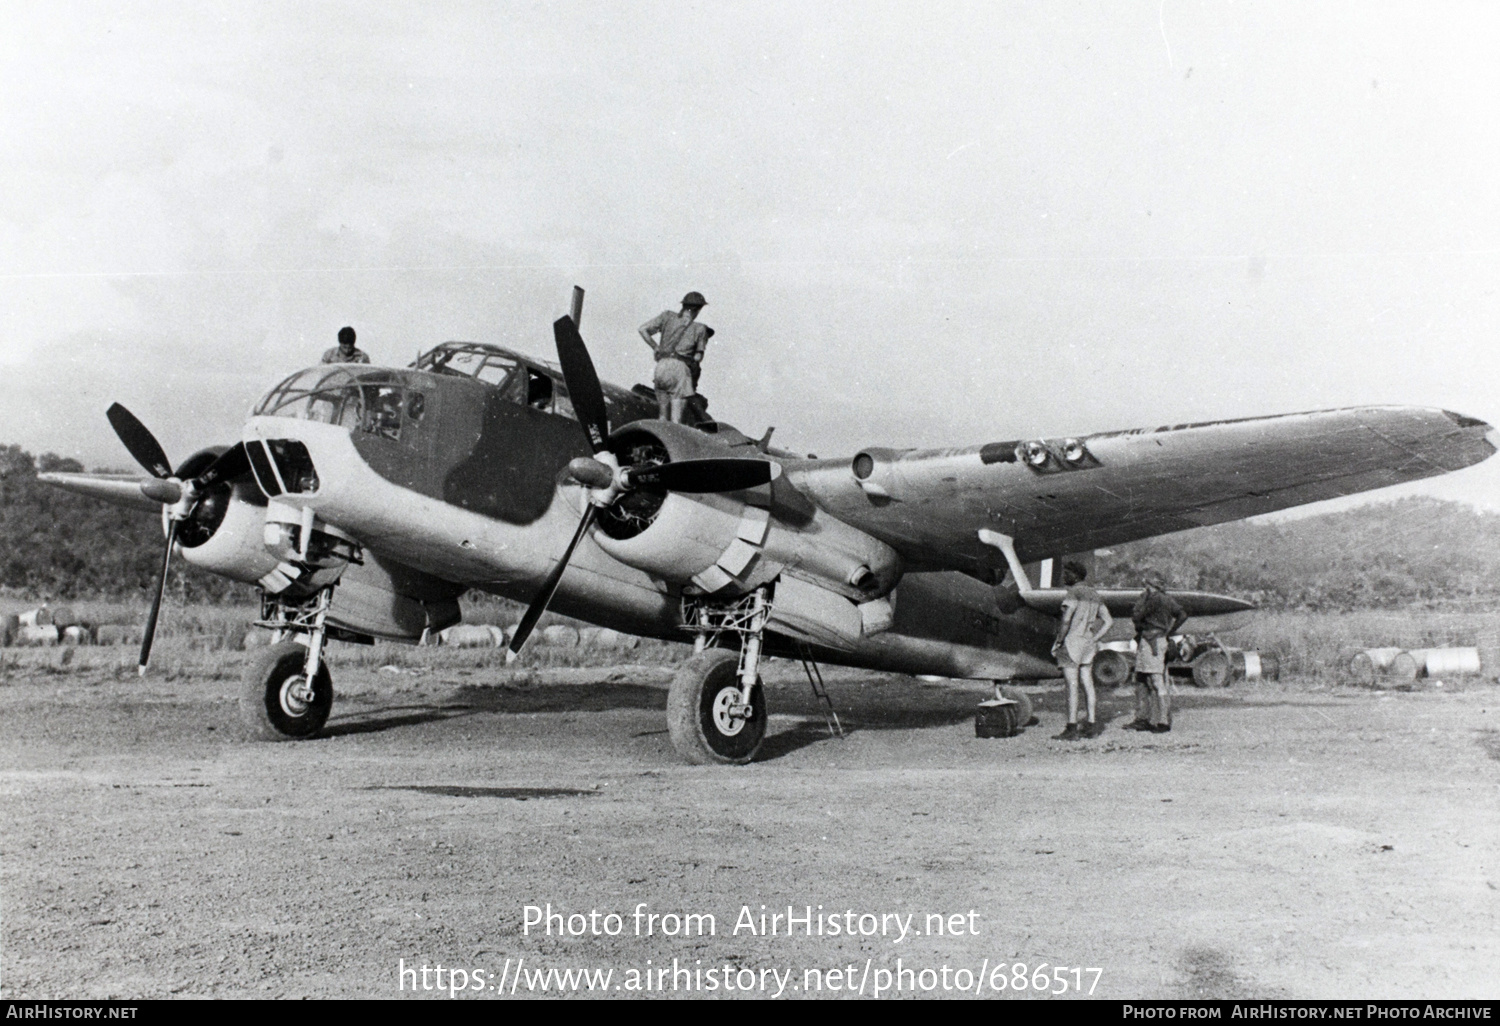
[366,784,596,800]
[322,703,478,737]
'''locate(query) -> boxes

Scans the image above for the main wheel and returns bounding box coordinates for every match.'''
[667,649,767,765]
[240,641,333,740]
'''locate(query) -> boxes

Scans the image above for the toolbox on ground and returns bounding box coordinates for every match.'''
[975,698,1021,738]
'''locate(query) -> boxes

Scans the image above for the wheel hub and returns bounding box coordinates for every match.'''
[710,687,747,736]
[279,675,313,717]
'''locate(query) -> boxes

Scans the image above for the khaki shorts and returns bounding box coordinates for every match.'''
[653,357,694,400]
[1135,635,1169,674]
[1054,637,1097,669]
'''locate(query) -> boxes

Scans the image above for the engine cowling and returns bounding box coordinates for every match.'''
[168,449,350,598]
[162,448,279,586]
[589,421,902,602]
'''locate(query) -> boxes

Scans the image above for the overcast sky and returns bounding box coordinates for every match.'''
[2,2,1497,512]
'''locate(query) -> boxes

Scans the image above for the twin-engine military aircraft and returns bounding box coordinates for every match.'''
[41,289,1497,763]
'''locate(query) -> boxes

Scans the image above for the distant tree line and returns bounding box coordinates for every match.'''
[0,443,247,603]
[1096,496,1500,611]
[2,443,1496,609]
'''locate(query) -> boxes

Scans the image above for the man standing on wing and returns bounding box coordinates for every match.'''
[1051,561,1113,740]
[638,291,710,423]
[1129,571,1188,733]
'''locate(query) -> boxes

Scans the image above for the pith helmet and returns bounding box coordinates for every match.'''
[681,291,707,308]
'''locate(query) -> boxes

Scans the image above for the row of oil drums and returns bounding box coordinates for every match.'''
[243,623,645,650]
[1092,639,1280,689]
[430,624,642,649]
[1,607,88,647]
[1347,646,1481,685]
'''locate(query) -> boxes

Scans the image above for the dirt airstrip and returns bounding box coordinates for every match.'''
[1,654,1496,1000]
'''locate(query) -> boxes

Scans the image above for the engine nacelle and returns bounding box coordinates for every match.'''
[175,484,283,585]
[158,448,277,586]
[591,422,902,601]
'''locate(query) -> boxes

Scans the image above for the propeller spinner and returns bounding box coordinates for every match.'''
[506,303,780,658]
[105,403,250,674]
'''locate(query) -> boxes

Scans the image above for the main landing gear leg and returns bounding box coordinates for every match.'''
[668,587,771,765]
[240,586,336,741]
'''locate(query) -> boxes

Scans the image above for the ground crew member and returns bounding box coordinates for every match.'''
[1129,571,1187,733]
[1051,561,1113,740]
[322,326,370,365]
[638,292,710,422]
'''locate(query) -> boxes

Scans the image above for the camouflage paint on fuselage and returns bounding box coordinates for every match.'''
[343,350,657,526]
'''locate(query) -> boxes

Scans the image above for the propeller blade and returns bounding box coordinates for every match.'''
[629,457,781,494]
[138,518,177,675]
[192,442,250,489]
[569,285,584,329]
[106,403,173,479]
[508,504,598,658]
[552,316,611,453]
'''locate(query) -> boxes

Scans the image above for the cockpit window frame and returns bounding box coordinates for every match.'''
[413,341,588,424]
[252,366,420,443]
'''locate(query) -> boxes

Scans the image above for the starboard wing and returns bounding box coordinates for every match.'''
[787,406,1496,577]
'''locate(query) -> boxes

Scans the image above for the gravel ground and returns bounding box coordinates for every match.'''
[1,657,1496,1000]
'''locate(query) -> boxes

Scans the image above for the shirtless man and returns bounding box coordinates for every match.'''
[1051,561,1114,740]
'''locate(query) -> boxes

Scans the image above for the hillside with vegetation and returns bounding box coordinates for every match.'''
[2,443,1496,610]
[1097,496,1500,611]
[0,444,245,603]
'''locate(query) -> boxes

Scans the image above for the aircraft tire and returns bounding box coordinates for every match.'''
[667,649,766,765]
[995,685,1035,728]
[240,641,333,741]
[1091,649,1133,688]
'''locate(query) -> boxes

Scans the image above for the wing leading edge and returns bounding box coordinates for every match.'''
[36,472,165,513]
[788,406,1496,576]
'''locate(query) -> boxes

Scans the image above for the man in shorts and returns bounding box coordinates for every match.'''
[1051,561,1113,740]
[638,291,711,422]
[1129,571,1188,733]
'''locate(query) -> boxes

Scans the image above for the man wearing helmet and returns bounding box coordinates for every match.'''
[1129,571,1188,733]
[639,292,711,423]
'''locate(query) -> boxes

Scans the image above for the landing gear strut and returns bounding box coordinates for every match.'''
[240,586,338,740]
[669,587,771,764]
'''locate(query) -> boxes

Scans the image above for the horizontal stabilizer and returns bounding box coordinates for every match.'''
[36,472,162,512]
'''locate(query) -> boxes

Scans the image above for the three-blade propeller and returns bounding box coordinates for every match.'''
[506,307,780,658]
[105,403,250,675]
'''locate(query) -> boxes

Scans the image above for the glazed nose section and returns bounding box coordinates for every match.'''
[245,437,320,496]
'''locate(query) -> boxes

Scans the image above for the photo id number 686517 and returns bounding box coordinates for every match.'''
[995,964,1102,995]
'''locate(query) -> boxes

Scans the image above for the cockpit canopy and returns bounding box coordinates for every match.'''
[252,343,658,438]
[252,366,417,441]
[415,341,655,424]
